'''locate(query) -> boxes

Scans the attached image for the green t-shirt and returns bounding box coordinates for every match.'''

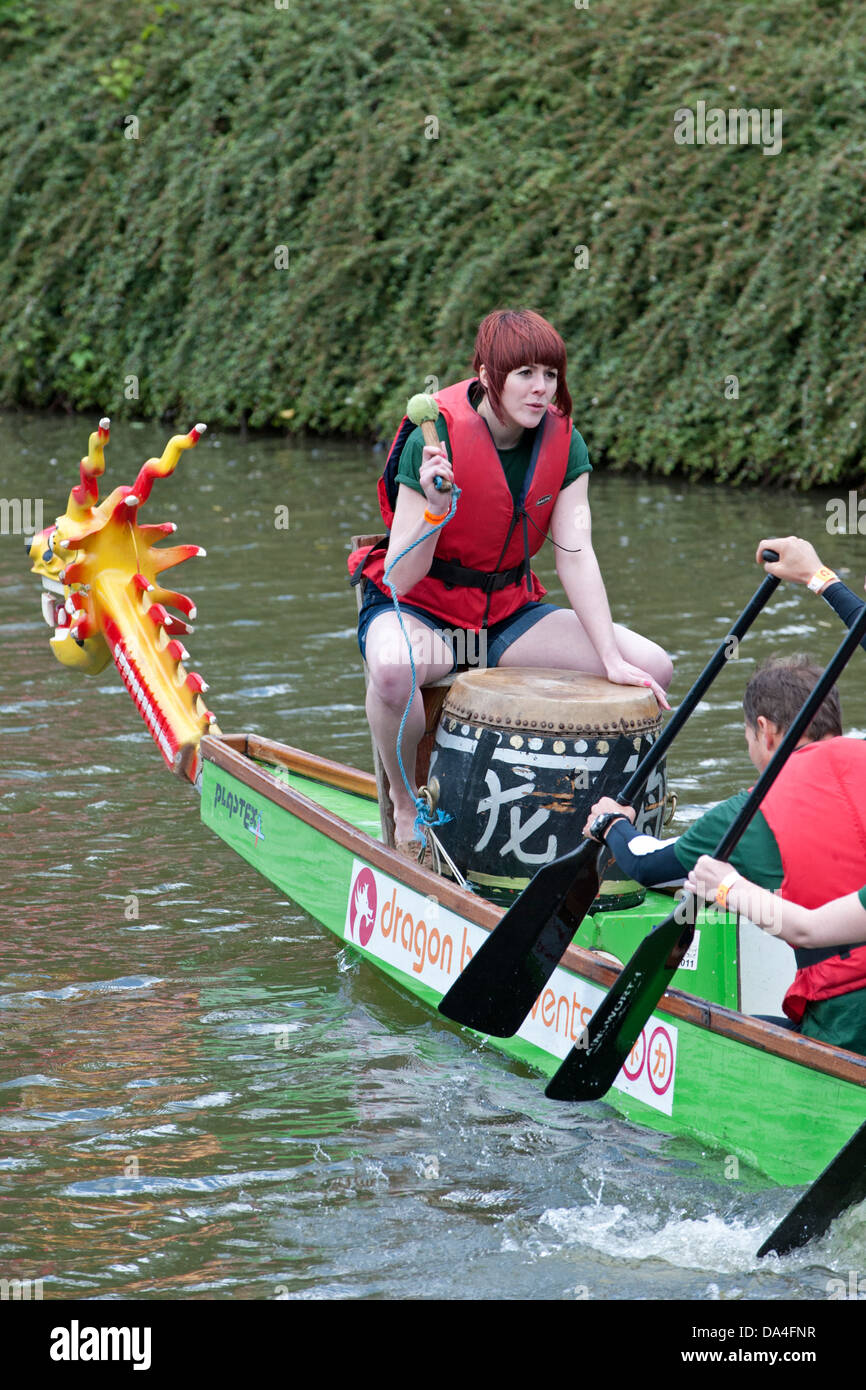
[395,407,591,505]
[672,791,784,889]
[799,991,866,1054]
[859,886,866,909]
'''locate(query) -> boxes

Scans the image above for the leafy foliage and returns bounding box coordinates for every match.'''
[0,0,864,485]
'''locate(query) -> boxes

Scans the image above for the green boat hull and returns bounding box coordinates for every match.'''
[201,739,866,1187]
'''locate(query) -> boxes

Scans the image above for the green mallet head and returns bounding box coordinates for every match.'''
[406,393,439,428]
[406,393,450,491]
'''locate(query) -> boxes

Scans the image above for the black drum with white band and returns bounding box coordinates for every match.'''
[427,668,667,907]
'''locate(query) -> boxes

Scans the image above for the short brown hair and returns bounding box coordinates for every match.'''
[742,655,842,741]
[472,310,573,423]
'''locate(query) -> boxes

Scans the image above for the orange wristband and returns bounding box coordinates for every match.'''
[715,871,739,909]
[424,507,448,524]
[807,566,838,594]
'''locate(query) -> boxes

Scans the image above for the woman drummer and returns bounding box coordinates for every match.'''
[351,309,673,857]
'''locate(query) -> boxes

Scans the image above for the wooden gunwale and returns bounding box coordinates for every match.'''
[201,732,866,1091]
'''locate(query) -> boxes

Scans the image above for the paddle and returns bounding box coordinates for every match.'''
[438,554,781,1036]
[545,601,866,1102]
[757,1116,866,1257]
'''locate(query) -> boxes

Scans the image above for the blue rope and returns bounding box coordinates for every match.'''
[382,485,461,841]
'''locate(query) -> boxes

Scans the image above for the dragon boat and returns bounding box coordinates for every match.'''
[29,420,866,1201]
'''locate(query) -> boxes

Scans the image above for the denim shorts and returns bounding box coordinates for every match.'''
[357,582,559,673]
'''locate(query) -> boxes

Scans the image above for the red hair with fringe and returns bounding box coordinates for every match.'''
[471,310,572,423]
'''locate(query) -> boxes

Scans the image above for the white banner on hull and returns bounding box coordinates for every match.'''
[344,860,677,1116]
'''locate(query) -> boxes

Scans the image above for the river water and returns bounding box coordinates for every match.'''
[1,411,864,1310]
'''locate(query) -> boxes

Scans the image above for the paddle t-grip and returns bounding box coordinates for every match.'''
[761,548,780,563]
[407,392,450,492]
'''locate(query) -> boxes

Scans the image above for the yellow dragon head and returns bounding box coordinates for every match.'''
[29,417,219,783]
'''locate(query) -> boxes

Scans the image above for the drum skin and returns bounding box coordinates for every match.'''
[427,669,666,907]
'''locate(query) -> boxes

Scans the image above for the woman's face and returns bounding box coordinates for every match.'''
[484,363,559,430]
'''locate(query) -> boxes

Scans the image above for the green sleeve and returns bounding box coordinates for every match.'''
[859,886,866,909]
[394,417,452,496]
[563,427,592,487]
[672,791,784,890]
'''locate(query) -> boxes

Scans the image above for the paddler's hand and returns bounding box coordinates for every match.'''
[685,855,739,903]
[583,797,636,841]
[603,656,671,711]
[419,445,453,508]
[755,536,828,587]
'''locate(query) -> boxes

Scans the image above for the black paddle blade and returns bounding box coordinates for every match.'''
[545,907,691,1100]
[437,838,605,1035]
[438,733,633,1035]
[757,1117,866,1258]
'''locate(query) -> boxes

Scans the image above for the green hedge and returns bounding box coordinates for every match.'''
[1,0,864,485]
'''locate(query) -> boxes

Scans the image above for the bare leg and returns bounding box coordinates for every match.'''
[364,611,453,843]
[497,609,673,689]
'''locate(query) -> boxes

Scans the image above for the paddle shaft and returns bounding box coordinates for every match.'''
[546,600,866,1102]
[438,556,780,1036]
[615,560,780,810]
[673,595,866,961]
[712,600,866,858]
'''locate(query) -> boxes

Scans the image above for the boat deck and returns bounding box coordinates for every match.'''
[262,760,384,840]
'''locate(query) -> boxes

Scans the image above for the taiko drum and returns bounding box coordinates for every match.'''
[428,668,667,907]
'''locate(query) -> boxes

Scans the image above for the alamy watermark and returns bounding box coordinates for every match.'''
[50,1321,152,1370]
[1,497,44,536]
[0,1276,43,1300]
[826,491,866,535]
[379,625,488,670]
[674,101,782,157]
[673,883,785,934]
[826,1270,865,1300]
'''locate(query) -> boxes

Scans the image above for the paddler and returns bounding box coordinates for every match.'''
[583,535,866,1052]
[681,535,866,1052]
[349,308,673,859]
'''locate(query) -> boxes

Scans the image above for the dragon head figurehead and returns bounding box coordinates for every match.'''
[30,417,219,783]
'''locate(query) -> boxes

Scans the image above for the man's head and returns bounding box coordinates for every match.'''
[742,655,842,771]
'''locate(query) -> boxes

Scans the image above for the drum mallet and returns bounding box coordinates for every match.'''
[407,394,451,493]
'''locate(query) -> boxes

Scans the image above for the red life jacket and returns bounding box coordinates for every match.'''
[784,944,866,1025]
[347,378,573,630]
[757,739,866,1023]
